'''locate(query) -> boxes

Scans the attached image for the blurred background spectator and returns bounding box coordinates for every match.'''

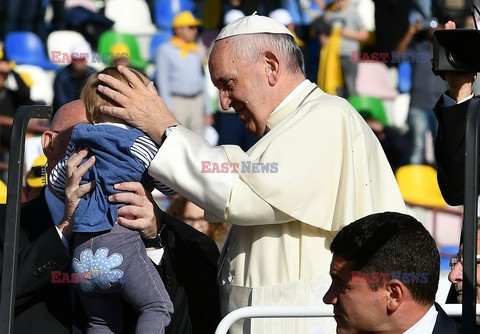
[166,195,230,250]
[64,0,114,48]
[0,49,34,168]
[52,40,96,114]
[320,0,368,98]
[155,11,211,136]
[395,20,447,165]
[4,0,47,40]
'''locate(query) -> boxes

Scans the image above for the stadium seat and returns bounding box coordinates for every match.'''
[395,164,447,207]
[396,164,451,241]
[105,0,157,35]
[154,0,195,30]
[97,30,149,70]
[5,32,58,70]
[0,179,5,204]
[150,30,173,62]
[348,95,389,127]
[15,64,54,106]
[47,30,88,64]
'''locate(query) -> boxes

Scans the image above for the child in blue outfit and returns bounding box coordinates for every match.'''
[49,67,174,333]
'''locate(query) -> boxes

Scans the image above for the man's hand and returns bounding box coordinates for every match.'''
[108,182,159,242]
[443,20,477,102]
[57,148,96,241]
[97,66,179,144]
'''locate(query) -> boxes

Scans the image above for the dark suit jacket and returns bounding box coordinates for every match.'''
[116,206,221,334]
[0,190,73,334]
[432,302,462,333]
[1,190,221,334]
[159,211,221,334]
[433,96,472,206]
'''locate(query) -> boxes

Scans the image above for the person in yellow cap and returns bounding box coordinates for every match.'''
[24,154,48,201]
[155,11,211,136]
[111,43,131,66]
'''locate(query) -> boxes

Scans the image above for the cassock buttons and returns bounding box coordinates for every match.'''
[33,271,40,277]
[48,260,56,266]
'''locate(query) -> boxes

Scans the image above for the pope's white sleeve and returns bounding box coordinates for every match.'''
[148,126,294,225]
[148,126,238,221]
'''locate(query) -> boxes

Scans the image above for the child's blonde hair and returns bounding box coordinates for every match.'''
[81,67,150,124]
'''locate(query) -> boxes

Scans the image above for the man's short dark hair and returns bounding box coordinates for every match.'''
[330,212,439,305]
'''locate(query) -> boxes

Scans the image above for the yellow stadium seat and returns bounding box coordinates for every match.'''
[395,164,447,207]
[0,179,6,204]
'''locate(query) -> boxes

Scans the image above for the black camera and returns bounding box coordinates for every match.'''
[433,29,480,73]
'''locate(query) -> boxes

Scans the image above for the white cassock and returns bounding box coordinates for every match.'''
[149,80,407,334]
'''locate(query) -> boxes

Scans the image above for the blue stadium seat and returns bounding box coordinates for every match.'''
[150,30,173,62]
[5,31,58,70]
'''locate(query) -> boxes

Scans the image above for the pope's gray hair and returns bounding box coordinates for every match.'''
[227,33,304,76]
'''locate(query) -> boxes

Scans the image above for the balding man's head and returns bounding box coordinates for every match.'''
[42,100,88,175]
[51,100,87,131]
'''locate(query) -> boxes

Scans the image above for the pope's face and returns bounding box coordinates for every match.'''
[209,39,272,136]
[323,255,386,333]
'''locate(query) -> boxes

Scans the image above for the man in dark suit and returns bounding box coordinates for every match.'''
[0,99,93,333]
[323,212,461,333]
[1,99,221,333]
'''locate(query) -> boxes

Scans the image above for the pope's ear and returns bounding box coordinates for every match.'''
[264,51,280,85]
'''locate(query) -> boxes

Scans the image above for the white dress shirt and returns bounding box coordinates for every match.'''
[403,304,438,334]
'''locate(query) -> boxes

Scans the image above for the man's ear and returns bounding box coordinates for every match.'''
[41,131,54,159]
[264,51,280,86]
[385,280,405,313]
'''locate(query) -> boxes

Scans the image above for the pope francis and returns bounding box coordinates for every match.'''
[96,14,407,334]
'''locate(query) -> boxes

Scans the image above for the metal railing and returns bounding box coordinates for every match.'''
[214,304,480,334]
[0,106,52,334]
[462,97,480,332]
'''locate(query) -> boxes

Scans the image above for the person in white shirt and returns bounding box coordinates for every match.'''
[323,212,461,333]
